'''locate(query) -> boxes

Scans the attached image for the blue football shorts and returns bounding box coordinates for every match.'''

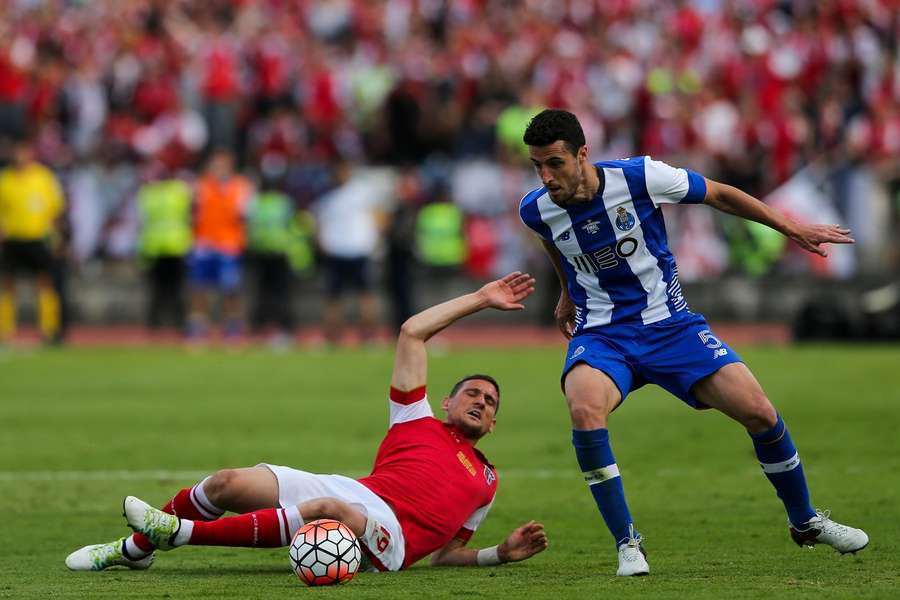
[189,248,242,292]
[561,312,743,409]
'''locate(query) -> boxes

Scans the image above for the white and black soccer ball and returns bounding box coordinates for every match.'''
[288,519,362,586]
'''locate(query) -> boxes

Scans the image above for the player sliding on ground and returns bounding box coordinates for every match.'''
[66,272,548,572]
[519,109,868,576]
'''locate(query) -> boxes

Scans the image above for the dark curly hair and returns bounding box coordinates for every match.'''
[522,109,586,156]
[450,374,501,415]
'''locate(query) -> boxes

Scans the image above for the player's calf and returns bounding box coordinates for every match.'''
[124,495,305,549]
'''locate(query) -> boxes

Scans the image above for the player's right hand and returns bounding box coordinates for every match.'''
[555,293,576,339]
[478,271,536,311]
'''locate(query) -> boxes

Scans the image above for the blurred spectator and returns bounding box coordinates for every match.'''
[313,159,385,345]
[246,167,296,346]
[67,149,139,263]
[0,139,64,344]
[0,0,893,284]
[189,149,253,342]
[385,167,424,333]
[136,165,192,334]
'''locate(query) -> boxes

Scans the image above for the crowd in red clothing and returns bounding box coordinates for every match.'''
[0,0,897,277]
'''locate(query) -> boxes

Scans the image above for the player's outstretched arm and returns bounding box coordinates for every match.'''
[703,179,855,257]
[430,521,548,567]
[391,272,535,391]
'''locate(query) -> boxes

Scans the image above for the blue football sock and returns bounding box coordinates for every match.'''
[572,428,635,546]
[750,414,816,527]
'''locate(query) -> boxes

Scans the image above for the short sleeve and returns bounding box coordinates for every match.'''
[518,189,553,241]
[454,497,495,542]
[388,386,433,427]
[644,157,707,206]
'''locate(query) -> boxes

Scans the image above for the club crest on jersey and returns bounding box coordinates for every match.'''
[615,207,636,232]
[582,219,601,235]
[484,465,496,485]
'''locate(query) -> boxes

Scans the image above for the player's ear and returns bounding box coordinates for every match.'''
[440,396,451,411]
[488,418,496,434]
[577,144,588,162]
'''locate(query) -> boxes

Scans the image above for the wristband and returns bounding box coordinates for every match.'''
[476,545,502,566]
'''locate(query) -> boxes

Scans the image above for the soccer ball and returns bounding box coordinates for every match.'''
[288,519,362,586]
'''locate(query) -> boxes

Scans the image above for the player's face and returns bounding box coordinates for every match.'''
[442,379,498,441]
[528,141,587,204]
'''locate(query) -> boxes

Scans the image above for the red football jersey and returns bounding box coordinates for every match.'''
[357,386,498,569]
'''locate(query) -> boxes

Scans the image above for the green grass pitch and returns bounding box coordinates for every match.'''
[1,344,898,599]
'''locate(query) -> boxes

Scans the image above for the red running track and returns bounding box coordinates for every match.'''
[5,323,790,349]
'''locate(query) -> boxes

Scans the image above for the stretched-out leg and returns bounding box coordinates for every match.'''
[693,362,867,552]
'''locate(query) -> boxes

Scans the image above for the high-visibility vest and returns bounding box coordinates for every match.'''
[415,202,466,267]
[247,191,292,254]
[287,211,315,273]
[137,180,192,258]
[194,175,252,254]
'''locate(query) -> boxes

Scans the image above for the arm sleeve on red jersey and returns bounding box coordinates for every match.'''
[388,386,434,427]
[454,497,495,542]
[644,156,707,206]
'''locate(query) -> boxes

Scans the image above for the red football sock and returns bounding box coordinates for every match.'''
[187,507,302,548]
[130,483,224,553]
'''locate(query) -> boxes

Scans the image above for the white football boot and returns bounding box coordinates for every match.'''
[616,526,649,576]
[123,496,183,550]
[65,537,154,571]
[790,509,869,554]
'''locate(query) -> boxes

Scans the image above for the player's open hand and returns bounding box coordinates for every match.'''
[498,521,548,563]
[478,271,536,311]
[789,223,854,257]
[555,293,576,339]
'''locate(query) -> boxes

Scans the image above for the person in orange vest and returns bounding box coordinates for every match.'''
[189,149,253,342]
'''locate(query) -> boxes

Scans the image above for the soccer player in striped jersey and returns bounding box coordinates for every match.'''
[65,272,547,573]
[519,109,867,576]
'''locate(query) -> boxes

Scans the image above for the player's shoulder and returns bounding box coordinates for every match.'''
[389,414,442,430]
[518,185,548,214]
[593,155,650,170]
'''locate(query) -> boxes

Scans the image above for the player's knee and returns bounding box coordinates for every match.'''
[744,393,777,431]
[204,469,238,504]
[566,397,610,429]
[302,497,342,520]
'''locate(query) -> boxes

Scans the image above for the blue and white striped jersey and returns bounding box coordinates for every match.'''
[519,156,707,334]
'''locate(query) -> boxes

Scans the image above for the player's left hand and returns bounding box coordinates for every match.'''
[478,272,536,311]
[498,521,548,562]
[789,223,854,257]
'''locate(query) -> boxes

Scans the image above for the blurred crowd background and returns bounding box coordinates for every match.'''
[0,0,898,344]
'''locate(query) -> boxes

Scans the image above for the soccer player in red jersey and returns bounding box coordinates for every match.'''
[66,272,548,572]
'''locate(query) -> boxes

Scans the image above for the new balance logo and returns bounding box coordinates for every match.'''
[556,231,571,242]
[713,348,728,359]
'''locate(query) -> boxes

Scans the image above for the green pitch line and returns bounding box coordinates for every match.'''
[1,345,898,598]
